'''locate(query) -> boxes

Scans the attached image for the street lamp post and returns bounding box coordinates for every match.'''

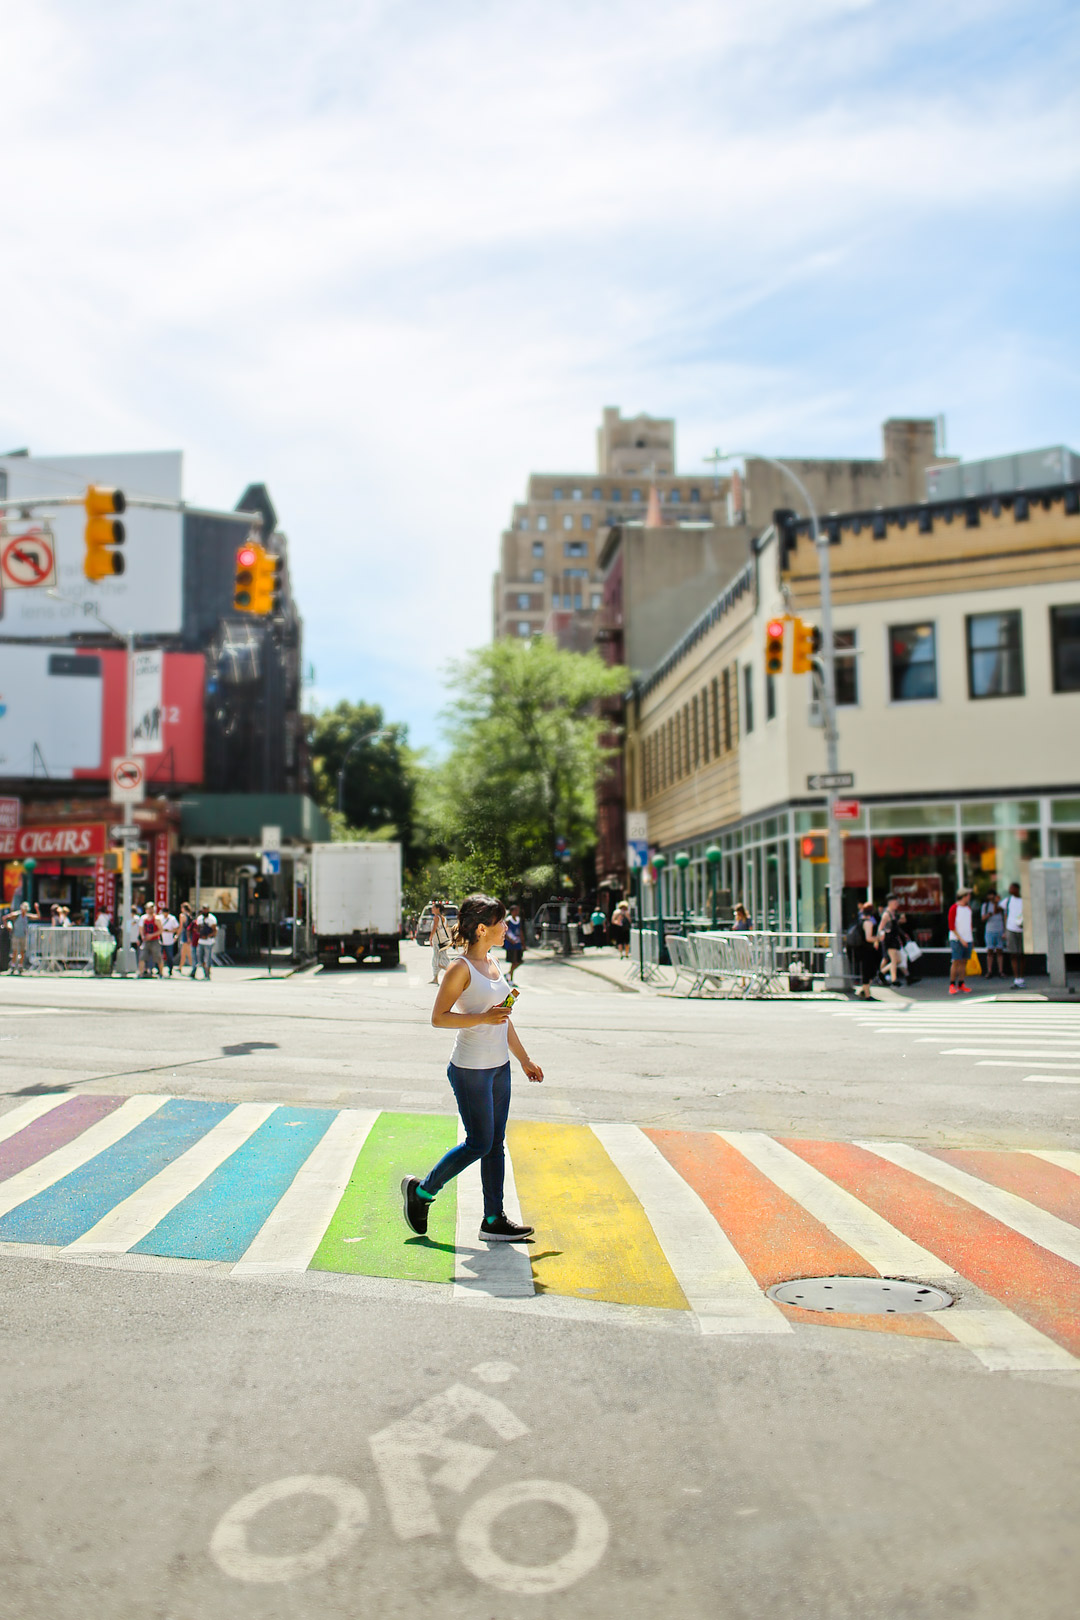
[674,850,690,928]
[705,844,722,927]
[707,450,848,990]
[337,727,389,817]
[651,851,668,966]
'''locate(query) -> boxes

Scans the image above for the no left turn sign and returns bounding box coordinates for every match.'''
[1,530,57,589]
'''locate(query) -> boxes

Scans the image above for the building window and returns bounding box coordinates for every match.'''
[631,488,642,502]
[743,665,754,733]
[890,623,938,701]
[610,488,621,501]
[582,514,593,530]
[517,621,531,637]
[537,515,548,531]
[701,686,710,763]
[517,593,531,610]
[711,676,722,755]
[766,672,776,721]
[518,517,529,530]
[669,489,681,504]
[552,487,563,500]
[691,694,700,767]
[565,566,588,577]
[562,514,574,531]
[573,593,582,610]
[531,568,544,583]
[572,488,582,500]
[532,541,544,557]
[723,667,733,750]
[592,487,603,500]
[590,592,602,609]
[1050,605,1080,692]
[967,611,1024,698]
[690,487,701,502]
[835,629,859,706]
[564,540,587,557]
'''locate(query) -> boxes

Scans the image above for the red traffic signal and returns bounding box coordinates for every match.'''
[800,833,828,863]
[765,616,785,675]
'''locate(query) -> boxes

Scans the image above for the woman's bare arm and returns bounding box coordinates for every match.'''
[430,960,512,1030]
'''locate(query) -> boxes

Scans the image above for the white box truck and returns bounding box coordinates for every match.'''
[310,841,402,968]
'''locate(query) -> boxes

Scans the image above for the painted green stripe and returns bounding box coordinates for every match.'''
[309,1111,458,1281]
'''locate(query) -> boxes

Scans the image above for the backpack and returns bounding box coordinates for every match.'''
[845,918,865,953]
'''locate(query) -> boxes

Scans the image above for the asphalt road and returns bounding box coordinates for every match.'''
[1,943,1078,1619]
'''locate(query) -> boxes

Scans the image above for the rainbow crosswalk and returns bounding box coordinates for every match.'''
[1,1091,1079,1374]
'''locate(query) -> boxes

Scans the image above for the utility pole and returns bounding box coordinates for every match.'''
[708,451,848,990]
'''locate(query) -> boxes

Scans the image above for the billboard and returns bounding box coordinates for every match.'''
[0,451,183,637]
[0,646,204,784]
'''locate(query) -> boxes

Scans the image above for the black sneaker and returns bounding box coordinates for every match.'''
[401,1176,429,1236]
[480,1213,534,1242]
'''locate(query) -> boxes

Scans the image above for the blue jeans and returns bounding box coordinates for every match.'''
[420,1062,511,1219]
[194,941,214,977]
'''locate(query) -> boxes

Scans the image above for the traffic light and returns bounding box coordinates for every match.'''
[791,618,822,674]
[233,541,283,614]
[234,540,260,611]
[104,849,144,873]
[84,486,126,580]
[764,617,785,675]
[800,833,828,863]
[251,548,284,615]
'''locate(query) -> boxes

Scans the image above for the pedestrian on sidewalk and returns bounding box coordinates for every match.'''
[9,902,32,974]
[160,909,180,976]
[428,901,454,983]
[610,900,631,957]
[192,906,217,979]
[948,888,975,995]
[1004,882,1025,988]
[402,893,543,1244]
[732,904,752,931]
[876,894,903,986]
[138,901,165,978]
[177,903,194,973]
[852,901,879,998]
[981,889,1005,979]
[503,902,525,981]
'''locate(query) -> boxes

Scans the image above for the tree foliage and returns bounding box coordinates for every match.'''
[419,637,627,897]
[309,701,417,858]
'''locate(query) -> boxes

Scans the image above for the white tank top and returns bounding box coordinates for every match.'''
[450,955,511,1069]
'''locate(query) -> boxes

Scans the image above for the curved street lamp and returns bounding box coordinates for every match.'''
[337,727,390,817]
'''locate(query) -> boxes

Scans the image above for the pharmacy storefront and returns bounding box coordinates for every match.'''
[646,794,1080,954]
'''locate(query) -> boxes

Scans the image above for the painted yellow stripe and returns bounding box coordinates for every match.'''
[506,1120,688,1310]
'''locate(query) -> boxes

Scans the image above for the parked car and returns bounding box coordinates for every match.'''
[414,904,459,946]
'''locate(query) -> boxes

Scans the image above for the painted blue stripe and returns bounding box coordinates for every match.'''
[0,1099,232,1245]
[132,1106,335,1261]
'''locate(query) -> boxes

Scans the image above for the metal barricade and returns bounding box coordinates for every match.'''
[26,925,103,973]
[627,927,663,983]
[687,931,830,997]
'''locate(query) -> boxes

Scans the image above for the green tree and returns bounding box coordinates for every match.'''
[420,637,627,896]
[309,701,417,858]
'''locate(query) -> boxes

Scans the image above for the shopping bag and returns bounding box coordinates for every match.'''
[903,939,922,963]
[966,950,982,977]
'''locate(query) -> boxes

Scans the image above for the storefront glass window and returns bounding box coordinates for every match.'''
[870,804,955,830]
[871,834,957,948]
[960,801,1039,827]
[795,809,827,832]
[1051,798,1080,823]
[961,830,1040,910]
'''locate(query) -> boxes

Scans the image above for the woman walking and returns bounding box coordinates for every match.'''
[177,903,194,974]
[402,894,543,1243]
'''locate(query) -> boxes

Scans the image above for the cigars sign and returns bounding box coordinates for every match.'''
[0,823,108,859]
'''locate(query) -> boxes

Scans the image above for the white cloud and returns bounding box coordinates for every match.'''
[0,0,1076,745]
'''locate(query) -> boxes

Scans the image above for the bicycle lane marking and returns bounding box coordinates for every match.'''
[208,1362,611,1596]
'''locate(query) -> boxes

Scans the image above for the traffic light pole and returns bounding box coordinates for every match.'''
[708,450,848,991]
[119,629,137,978]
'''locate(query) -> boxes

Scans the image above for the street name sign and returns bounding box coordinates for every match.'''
[110,757,145,804]
[832,799,861,820]
[261,825,282,854]
[109,823,143,840]
[807,771,854,791]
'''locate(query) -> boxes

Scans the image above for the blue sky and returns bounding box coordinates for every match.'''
[1,0,1077,751]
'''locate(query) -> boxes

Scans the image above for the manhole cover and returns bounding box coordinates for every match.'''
[766,1277,954,1315]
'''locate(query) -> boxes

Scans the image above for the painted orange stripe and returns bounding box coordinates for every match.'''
[646,1129,951,1340]
[930,1149,1080,1229]
[781,1138,1080,1358]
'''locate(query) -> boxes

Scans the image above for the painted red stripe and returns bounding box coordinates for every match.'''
[930,1149,1080,1230]
[646,1129,951,1340]
[781,1138,1080,1358]
[0,1096,123,1183]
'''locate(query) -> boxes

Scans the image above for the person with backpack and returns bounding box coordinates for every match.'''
[191,906,218,980]
[874,895,903,987]
[848,902,879,998]
[428,902,454,983]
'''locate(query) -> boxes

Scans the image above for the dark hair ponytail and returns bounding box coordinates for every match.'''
[452,892,506,948]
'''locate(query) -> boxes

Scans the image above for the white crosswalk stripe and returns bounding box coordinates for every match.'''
[0,1094,72,1146]
[835,1007,1080,1085]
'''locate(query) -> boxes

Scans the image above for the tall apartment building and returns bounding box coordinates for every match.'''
[492,408,720,643]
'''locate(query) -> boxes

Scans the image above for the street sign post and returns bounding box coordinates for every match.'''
[832,800,860,820]
[625,812,649,979]
[807,771,854,792]
[261,852,281,875]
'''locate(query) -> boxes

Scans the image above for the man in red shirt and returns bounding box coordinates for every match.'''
[947,888,975,996]
[139,901,165,979]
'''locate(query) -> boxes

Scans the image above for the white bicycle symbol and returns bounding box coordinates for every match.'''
[209,1362,609,1597]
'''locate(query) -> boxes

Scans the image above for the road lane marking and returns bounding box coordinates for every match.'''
[719,1130,955,1277]
[0,1094,125,1183]
[0,1097,232,1246]
[70,1104,274,1254]
[1031,1149,1080,1177]
[925,1149,1080,1228]
[975,1061,1080,1069]
[1022,1073,1080,1082]
[210,1475,369,1583]
[596,1123,791,1335]
[456,1479,609,1595]
[132,1106,335,1262]
[859,1141,1080,1270]
[0,1093,75,1146]
[507,1119,689,1311]
[0,1095,167,1222]
[232,1108,378,1275]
